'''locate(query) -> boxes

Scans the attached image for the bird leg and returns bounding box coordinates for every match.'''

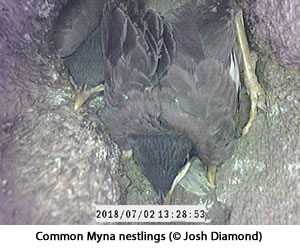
[163,161,191,205]
[74,82,105,111]
[234,10,266,136]
[207,165,217,188]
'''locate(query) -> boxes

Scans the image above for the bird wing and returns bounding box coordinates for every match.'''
[102,0,239,164]
[159,59,238,165]
[101,2,175,144]
[156,0,239,165]
[63,26,104,89]
[53,0,105,57]
[197,0,237,66]
[166,0,237,66]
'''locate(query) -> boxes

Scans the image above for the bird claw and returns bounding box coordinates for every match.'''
[90,82,105,93]
[73,82,105,111]
[207,165,217,188]
[235,10,266,136]
[163,161,191,205]
[121,149,133,165]
[241,52,266,136]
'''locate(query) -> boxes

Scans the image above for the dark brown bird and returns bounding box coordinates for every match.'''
[53,0,106,111]
[102,0,243,204]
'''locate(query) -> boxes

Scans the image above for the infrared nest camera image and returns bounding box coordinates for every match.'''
[0,0,299,224]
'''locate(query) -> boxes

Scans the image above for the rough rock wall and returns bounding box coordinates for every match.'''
[240,0,300,66]
[0,0,120,224]
[218,59,300,224]
[0,0,63,121]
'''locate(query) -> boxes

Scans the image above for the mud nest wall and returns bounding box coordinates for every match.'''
[0,0,299,224]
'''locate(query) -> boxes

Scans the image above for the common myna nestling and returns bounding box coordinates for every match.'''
[53,0,106,111]
[101,0,265,204]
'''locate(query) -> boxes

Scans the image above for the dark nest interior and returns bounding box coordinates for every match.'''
[0,0,299,224]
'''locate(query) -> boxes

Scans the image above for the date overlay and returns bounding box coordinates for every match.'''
[96,205,207,223]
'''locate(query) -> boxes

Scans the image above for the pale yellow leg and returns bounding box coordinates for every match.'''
[121,149,133,165]
[235,10,266,136]
[207,165,217,188]
[163,161,191,205]
[74,82,105,111]
[90,84,105,93]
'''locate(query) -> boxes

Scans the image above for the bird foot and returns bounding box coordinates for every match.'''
[207,165,216,188]
[121,149,133,165]
[234,10,266,136]
[74,82,105,111]
[241,51,266,136]
[90,83,105,93]
[163,161,191,205]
